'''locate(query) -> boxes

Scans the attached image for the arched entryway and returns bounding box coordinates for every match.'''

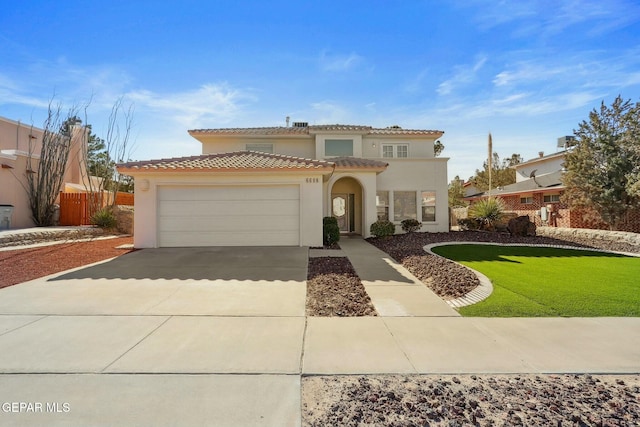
[330,177,363,234]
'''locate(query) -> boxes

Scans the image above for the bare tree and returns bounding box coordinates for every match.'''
[26,100,80,226]
[75,97,135,214]
[104,97,135,206]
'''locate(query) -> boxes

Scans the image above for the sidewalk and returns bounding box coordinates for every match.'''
[0,237,639,426]
[338,236,459,316]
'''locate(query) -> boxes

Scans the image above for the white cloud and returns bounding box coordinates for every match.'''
[437,55,487,95]
[309,101,352,124]
[126,83,256,129]
[319,51,363,72]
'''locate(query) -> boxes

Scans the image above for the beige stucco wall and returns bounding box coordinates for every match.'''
[199,137,315,159]
[361,136,436,158]
[0,117,89,229]
[375,158,449,233]
[130,171,325,248]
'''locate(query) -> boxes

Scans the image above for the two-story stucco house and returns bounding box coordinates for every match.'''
[117,123,448,248]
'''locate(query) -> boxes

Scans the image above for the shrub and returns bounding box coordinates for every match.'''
[469,197,505,231]
[370,220,395,238]
[323,216,340,246]
[457,218,480,230]
[91,207,117,230]
[400,218,422,233]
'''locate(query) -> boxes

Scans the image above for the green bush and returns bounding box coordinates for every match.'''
[469,198,505,231]
[91,207,117,229]
[323,216,340,246]
[401,218,422,233]
[370,220,395,238]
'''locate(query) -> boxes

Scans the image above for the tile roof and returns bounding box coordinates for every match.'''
[116,151,334,173]
[331,157,389,170]
[189,124,443,137]
[466,170,564,199]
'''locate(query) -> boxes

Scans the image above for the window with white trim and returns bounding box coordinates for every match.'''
[520,196,533,204]
[543,194,560,203]
[382,144,409,158]
[393,191,417,221]
[421,191,436,222]
[246,143,274,153]
[376,191,389,221]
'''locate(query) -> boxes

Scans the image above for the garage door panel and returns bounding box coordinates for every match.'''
[159,215,299,232]
[159,200,299,217]
[160,231,300,247]
[157,185,300,247]
[160,186,298,201]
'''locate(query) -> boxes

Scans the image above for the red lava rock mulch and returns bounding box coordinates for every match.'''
[0,236,134,289]
[306,257,377,317]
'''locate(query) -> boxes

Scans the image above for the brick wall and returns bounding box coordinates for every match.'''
[484,192,640,233]
[499,193,570,228]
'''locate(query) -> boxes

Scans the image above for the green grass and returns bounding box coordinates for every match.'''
[431,244,640,317]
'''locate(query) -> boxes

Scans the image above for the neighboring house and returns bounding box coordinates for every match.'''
[465,144,640,232]
[117,123,448,248]
[0,116,89,228]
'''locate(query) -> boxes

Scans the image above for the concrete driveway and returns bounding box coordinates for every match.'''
[0,246,308,316]
[0,246,307,426]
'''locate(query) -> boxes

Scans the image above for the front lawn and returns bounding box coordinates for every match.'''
[431,244,640,317]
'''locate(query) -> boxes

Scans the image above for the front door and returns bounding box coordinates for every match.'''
[332,193,356,233]
[332,194,349,232]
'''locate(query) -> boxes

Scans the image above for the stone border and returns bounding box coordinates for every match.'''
[423,243,493,308]
[424,241,640,308]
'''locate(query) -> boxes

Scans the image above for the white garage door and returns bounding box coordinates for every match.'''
[157,185,300,247]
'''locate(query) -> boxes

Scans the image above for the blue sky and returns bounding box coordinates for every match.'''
[2,0,640,180]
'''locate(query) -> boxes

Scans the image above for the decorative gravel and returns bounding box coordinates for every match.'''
[306,256,377,316]
[303,374,640,427]
[0,236,134,289]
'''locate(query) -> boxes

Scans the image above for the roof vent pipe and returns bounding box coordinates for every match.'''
[538,151,544,158]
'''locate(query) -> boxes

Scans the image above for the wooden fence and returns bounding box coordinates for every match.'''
[59,193,103,226]
[115,192,134,206]
[59,191,134,226]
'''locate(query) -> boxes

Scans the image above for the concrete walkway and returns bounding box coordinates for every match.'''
[339,236,459,317]
[0,238,639,426]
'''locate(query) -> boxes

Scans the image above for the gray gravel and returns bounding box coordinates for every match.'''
[303,374,640,426]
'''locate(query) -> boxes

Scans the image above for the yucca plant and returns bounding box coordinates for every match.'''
[91,207,117,230]
[469,197,505,231]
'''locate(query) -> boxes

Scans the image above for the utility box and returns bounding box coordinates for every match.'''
[0,205,14,230]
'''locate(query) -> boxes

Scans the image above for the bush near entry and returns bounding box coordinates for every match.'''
[370,220,395,238]
[323,216,340,246]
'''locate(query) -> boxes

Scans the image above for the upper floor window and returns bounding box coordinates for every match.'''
[325,139,353,157]
[382,144,408,158]
[246,143,274,153]
[543,194,560,203]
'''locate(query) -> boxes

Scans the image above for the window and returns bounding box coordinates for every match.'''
[393,191,417,221]
[520,196,533,204]
[376,191,389,221]
[421,191,436,222]
[325,139,353,156]
[246,143,274,153]
[543,194,560,203]
[382,144,409,158]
